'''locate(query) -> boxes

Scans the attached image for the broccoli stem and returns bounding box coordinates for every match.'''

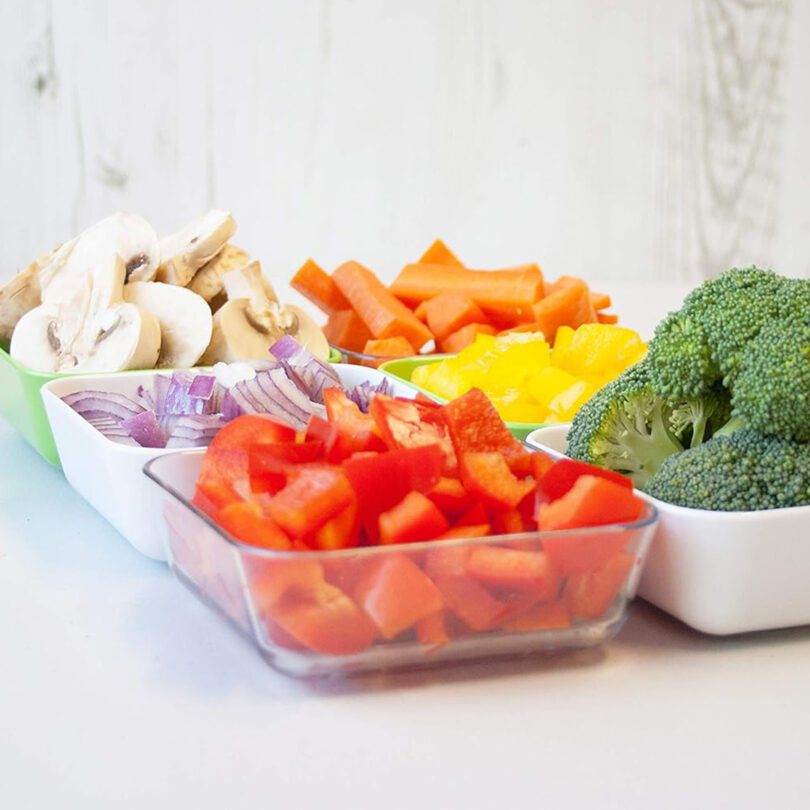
[713,415,746,439]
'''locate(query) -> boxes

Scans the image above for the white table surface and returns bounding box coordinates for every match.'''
[3,283,810,810]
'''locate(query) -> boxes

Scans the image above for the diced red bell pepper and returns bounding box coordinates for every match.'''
[441,388,530,475]
[248,440,324,494]
[432,574,506,631]
[343,444,445,525]
[501,599,571,633]
[455,502,489,527]
[530,452,555,482]
[439,524,491,540]
[425,545,473,578]
[352,556,443,639]
[312,501,359,550]
[427,476,472,519]
[246,558,326,613]
[323,387,386,460]
[263,617,306,650]
[378,491,450,545]
[368,394,457,473]
[460,452,535,510]
[491,507,525,535]
[416,611,450,648]
[538,457,633,502]
[466,546,560,599]
[209,413,298,450]
[196,447,250,511]
[271,581,377,655]
[268,466,356,538]
[537,475,645,531]
[214,501,292,550]
[414,392,442,409]
[542,529,631,577]
[565,552,636,619]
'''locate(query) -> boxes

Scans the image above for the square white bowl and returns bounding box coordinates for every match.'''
[526,424,810,635]
[41,364,415,561]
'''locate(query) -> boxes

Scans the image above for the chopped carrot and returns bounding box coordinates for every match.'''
[597,312,619,325]
[363,337,415,358]
[422,294,487,341]
[419,239,465,268]
[546,277,598,327]
[532,279,594,341]
[413,301,429,322]
[590,291,612,310]
[439,323,496,353]
[323,308,373,353]
[333,261,433,351]
[290,259,350,315]
[390,263,544,326]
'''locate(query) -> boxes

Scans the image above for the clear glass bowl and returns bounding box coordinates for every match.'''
[145,450,658,677]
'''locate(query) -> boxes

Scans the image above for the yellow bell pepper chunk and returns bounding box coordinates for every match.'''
[412,362,469,400]
[546,380,597,421]
[526,366,582,408]
[489,389,548,423]
[553,324,646,376]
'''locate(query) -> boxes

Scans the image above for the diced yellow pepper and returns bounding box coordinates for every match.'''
[412,362,469,400]
[527,366,582,408]
[546,379,597,421]
[553,324,646,376]
[489,389,548,423]
[553,325,576,352]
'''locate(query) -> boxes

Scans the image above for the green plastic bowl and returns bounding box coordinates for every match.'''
[0,344,345,469]
[379,355,550,441]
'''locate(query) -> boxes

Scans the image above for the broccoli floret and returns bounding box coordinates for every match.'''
[644,430,810,511]
[567,361,684,488]
[668,385,732,449]
[647,311,719,400]
[732,320,810,442]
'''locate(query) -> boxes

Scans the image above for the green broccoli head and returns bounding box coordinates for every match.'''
[669,384,732,449]
[567,360,684,488]
[644,429,810,511]
[677,266,783,384]
[647,311,719,401]
[732,319,810,442]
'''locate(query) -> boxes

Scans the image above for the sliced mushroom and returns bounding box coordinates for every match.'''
[0,255,46,343]
[124,282,213,368]
[199,261,329,364]
[156,210,236,287]
[187,243,250,302]
[40,214,159,306]
[11,253,161,373]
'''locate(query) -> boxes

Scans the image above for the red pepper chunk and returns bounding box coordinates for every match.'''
[565,552,636,619]
[215,501,292,550]
[459,452,535,510]
[432,574,506,631]
[441,388,530,475]
[312,501,359,550]
[466,546,560,599]
[323,388,386,461]
[537,475,644,532]
[267,466,356,538]
[353,556,443,639]
[378,491,450,545]
[538,457,633,502]
[344,445,444,524]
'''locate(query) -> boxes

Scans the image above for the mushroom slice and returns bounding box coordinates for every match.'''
[40,213,159,306]
[124,282,213,368]
[0,256,46,343]
[188,243,250,302]
[10,254,161,373]
[156,210,236,287]
[199,261,329,364]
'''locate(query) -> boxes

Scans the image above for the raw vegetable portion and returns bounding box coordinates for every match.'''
[412,325,646,424]
[290,258,350,315]
[188,386,649,658]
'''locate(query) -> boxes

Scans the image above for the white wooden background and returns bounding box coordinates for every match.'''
[1,0,808,292]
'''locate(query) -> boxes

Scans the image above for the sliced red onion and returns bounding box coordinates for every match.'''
[85,416,140,446]
[212,361,256,389]
[220,391,243,421]
[188,374,216,400]
[121,410,168,448]
[230,378,265,413]
[263,367,324,428]
[62,391,145,421]
[271,336,339,404]
[347,379,392,413]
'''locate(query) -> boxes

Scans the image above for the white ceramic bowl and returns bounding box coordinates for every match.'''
[41,364,415,561]
[526,424,810,635]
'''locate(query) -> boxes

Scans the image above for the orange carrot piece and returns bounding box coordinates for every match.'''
[597,312,619,325]
[333,261,433,351]
[413,301,429,322]
[545,277,598,327]
[418,239,465,268]
[439,323,496,354]
[501,600,571,633]
[391,263,544,326]
[531,279,595,341]
[422,294,487,341]
[290,259,350,315]
[590,291,612,310]
[323,308,374,353]
[363,337,415,358]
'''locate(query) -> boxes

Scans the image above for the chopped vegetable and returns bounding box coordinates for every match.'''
[290,258,350,315]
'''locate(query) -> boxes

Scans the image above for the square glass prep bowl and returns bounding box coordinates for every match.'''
[144,450,658,677]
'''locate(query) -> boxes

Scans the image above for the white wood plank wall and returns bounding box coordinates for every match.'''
[0,0,807,292]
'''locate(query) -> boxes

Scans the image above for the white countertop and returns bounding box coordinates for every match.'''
[3,282,810,809]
